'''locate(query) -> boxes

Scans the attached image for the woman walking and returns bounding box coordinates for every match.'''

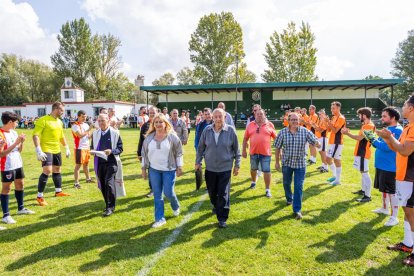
[141,114,183,228]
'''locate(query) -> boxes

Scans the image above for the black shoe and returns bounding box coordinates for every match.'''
[218,221,227,228]
[103,209,114,216]
[356,196,371,203]
[352,189,365,195]
[294,212,303,220]
[286,201,292,206]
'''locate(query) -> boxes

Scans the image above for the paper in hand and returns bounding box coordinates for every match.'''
[90,150,108,160]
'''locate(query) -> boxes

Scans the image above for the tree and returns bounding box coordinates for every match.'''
[51,18,94,91]
[189,12,244,84]
[224,62,257,84]
[262,21,317,82]
[152,72,175,86]
[90,34,122,99]
[391,30,414,105]
[104,73,136,102]
[176,67,200,85]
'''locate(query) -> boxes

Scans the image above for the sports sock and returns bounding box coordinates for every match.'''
[335,166,342,182]
[403,220,413,247]
[361,172,371,197]
[37,192,44,198]
[330,163,336,178]
[266,188,270,193]
[0,194,9,217]
[52,173,62,192]
[390,193,399,218]
[38,173,49,193]
[15,190,24,211]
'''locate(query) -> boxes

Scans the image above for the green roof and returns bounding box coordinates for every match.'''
[140,78,404,94]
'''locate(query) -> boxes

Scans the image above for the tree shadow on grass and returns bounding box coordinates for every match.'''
[0,196,146,244]
[309,216,391,263]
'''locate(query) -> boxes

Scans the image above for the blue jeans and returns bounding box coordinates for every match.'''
[282,166,306,213]
[149,167,180,221]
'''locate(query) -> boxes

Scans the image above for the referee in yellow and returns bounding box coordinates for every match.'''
[33,102,71,206]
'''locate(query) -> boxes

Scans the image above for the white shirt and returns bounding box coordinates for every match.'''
[0,129,23,171]
[71,123,90,149]
[147,138,183,171]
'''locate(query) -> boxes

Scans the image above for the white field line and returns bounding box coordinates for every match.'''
[137,192,208,276]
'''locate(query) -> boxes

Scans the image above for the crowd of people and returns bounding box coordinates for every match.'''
[0,94,413,266]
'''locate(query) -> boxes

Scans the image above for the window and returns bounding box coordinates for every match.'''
[64,90,73,99]
[13,110,21,117]
[38,108,46,117]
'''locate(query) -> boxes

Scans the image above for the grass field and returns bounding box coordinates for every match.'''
[0,127,412,275]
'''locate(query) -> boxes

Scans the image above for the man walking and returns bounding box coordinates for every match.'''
[217,102,234,127]
[196,108,240,228]
[274,112,320,219]
[242,109,276,196]
[169,109,188,145]
[33,102,71,206]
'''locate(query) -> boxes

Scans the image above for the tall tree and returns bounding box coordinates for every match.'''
[391,29,414,105]
[176,67,200,85]
[152,72,175,86]
[262,21,317,82]
[51,18,94,90]
[224,62,257,84]
[90,34,122,98]
[189,12,244,84]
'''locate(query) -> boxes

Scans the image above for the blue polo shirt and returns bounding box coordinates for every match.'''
[372,125,403,172]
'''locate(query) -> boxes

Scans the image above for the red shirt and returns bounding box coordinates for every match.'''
[244,121,277,156]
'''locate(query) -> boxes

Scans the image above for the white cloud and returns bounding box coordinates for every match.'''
[0,0,58,64]
[316,56,353,80]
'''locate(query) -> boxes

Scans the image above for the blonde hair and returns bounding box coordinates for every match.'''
[145,113,175,137]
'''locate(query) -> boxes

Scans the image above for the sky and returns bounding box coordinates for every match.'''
[1,0,413,85]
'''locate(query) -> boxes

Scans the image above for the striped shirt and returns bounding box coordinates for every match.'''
[274,126,318,168]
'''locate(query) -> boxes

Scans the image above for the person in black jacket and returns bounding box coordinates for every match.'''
[137,106,157,197]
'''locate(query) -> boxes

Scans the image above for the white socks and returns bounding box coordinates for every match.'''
[403,220,413,247]
[390,193,399,218]
[37,192,44,198]
[335,167,342,182]
[55,188,62,193]
[361,172,371,197]
[310,156,317,162]
[330,163,336,178]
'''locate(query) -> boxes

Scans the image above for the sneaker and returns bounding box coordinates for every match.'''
[384,217,399,227]
[218,221,227,228]
[2,215,16,224]
[173,208,180,217]
[387,242,413,253]
[319,168,329,173]
[286,201,292,206]
[74,183,81,189]
[17,208,35,215]
[55,191,70,197]
[402,254,414,266]
[86,178,95,183]
[327,177,336,183]
[250,182,256,189]
[265,190,272,198]
[308,160,316,165]
[352,189,365,195]
[330,181,341,186]
[37,197,48,206]
[316,166,323,170]
[152,219,166,228]
[146,191,153,198]
[294,212,303,220]
[356,196,371,203]
[372,208,390,215]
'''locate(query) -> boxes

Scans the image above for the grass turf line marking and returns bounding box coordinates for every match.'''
[137,192,208,276]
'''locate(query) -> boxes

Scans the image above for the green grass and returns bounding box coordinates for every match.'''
[0,128,412,275]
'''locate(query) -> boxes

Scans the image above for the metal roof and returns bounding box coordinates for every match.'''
[140,78,404,95]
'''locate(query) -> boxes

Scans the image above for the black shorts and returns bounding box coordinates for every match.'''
[1,168,25,183]
[374,168,396,194]
[42,152,62,167]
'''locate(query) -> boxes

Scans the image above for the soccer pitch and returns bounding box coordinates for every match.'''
[0,128,411,275]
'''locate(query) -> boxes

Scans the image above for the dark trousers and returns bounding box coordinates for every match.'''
[205,170,231,222]
[97,163,118,210]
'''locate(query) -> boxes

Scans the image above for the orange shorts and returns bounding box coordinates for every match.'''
[75,149,91,165]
